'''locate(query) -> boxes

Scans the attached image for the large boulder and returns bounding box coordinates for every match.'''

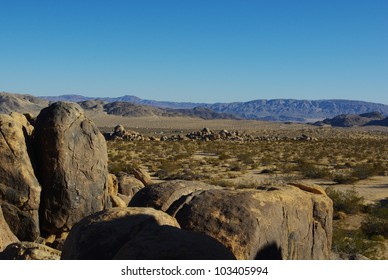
[0,113,41,241]
[0,242,61,260]
[61,207,180,260]
[113,225,236,260]
[33,102,111,234]
[130,181,333,260]
[129,180,222,214]
[0,205,19,252]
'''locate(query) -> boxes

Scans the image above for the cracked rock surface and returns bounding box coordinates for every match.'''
[0,113,41,241]
[34,102,111,234]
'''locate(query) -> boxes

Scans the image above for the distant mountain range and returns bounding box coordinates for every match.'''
[40,94,388,122]
[2,92,388,123]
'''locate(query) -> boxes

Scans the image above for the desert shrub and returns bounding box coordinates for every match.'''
[155,160,180,180]
[331,172,358,184]
[351,163,379,180]
[237,153,255,165]
[298,161,330,179]
[207,179,235,188]
[361,216,388,239]
[325,187,364,215]
[362,200,388,238]
[229,162,244,171]
[218,152,231,160]
[332,228,381,259]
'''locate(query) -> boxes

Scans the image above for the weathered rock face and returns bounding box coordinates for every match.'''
[0,205,19,252]
[131,167,153,186]
[0,242,61,260]
[129,180,222,214]
[33,102,111,234]
[113,225,236,260]
[0,113,41,241]
[107,173,118,196]
[61,207,180,260]
[130,181,333,260]
[117,172,144,198]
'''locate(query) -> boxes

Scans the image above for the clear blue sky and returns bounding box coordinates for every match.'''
[0,0,387,104]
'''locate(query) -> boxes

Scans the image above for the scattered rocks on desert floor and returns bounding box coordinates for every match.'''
[103,125,317,143]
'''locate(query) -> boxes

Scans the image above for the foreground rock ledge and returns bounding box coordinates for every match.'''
[130,181,333,260]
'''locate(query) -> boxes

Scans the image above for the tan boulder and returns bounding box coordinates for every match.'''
[0,242,60,260]
[132,167,153,186]
[0,113,41,240]
[0,205,19,252]
[107,173,118,195]
[117,172,144,198]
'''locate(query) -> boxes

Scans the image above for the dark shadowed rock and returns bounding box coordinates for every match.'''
[129,180,221,214]
[0,205,19,252]
[33,102,111,234]
[0,242,60,260]
[0,113,41,241]
[61,207,180,260]
[113,225,236,260]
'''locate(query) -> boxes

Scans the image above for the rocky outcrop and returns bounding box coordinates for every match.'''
[0,113,41,241]
[117,172,144,198]
[130,181,333,260]
[0,206,19,251]
[132,167,153,186]
[0,242,61,260]
[104,125,147,141]
[113,225,236,260]
[314,112,385,127]
[34,102,111,234]
[61,207,180,260]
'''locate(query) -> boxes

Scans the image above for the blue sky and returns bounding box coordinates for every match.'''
[0,0,387,104]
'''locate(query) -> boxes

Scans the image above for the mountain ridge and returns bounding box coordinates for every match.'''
[39,94,388,122]
[2,92,388,122]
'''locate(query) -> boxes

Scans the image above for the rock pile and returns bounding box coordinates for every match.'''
[0,102,111,255]
[104,126,317,142]
[103,125,146,141]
